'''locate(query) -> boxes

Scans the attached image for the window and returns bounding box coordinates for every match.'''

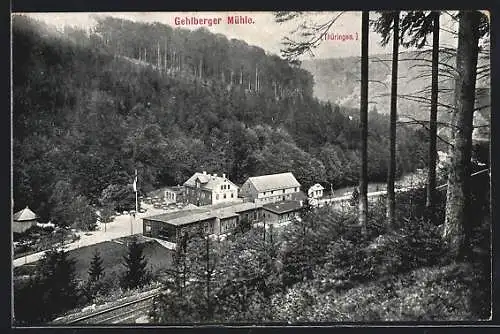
[271,190,274,194]
[224,194,227,199]
[283,189,285,194]
[295,187,298,192]
[221,185,224,190]
[228,185,230,189]
[263,192,266,195]
[231,193,234,198]
[145,225,151,233]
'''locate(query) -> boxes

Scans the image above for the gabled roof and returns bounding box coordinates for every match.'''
[183,172,238,191]
[245,172,301,192]
[309,184,325,191]
[13,206,38,222]
[262,200,303,214]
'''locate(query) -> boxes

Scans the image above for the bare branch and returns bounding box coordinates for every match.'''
[280,12,345,60]
[368,79,388,88]
[397,120,454,147]
[399,114,458,129]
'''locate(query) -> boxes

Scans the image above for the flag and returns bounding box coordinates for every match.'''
[133,170,138,192]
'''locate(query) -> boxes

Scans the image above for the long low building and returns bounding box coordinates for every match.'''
[142,198,305,246]
[262,200,303,225]
[142,201,265,244]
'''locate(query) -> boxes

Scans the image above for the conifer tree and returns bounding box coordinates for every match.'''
[84,249,106,300]
[121,237,151,290]
[88,249,105,282]
[15,249,79,323]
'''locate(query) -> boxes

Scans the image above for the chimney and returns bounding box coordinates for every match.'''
[213,173,217,177]
[202,171,207,175]
[222,173,226,179]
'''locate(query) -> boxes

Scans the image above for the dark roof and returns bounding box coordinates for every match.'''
[144,208,209,224]
[143,201,262,226]
[262,200,303,215]
[167,212,217,226]
[230,202,263,213]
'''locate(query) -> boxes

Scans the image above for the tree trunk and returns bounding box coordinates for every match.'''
[164,39,167,72]
[198,58,203,79]
[359,11,369,234]
[443,11,481,260]
[157,41,160,70]
[426,11,440,221]
[205,236,211,320]
[386,11,399,228]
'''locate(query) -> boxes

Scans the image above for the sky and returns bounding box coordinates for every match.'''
[20,11,462,60]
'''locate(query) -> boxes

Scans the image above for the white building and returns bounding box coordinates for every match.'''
[183,171,239,206]
[239,172,301,204]
[308,183,325,199]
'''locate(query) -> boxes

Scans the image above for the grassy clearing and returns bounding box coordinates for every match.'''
[14,236,174,281]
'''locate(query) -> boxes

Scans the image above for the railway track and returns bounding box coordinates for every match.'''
[64,289,161,325]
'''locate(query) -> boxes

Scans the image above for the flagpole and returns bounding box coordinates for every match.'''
[131,169,138,236]
[135,169,138,214]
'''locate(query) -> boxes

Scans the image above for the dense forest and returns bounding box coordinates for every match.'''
[13,15,427,223]
[12,10,491,325]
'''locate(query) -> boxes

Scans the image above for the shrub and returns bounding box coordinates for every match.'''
[392,217,450,271]
[276,263,477,322]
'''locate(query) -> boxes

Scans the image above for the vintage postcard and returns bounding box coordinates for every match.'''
[11,10,491,326]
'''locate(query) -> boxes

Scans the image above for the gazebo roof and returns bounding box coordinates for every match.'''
[13,206,38,222]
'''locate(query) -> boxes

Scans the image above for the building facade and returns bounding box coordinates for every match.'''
[164,186,184,204]
[308,183,325,199]
[183,171,239,206]
[262,200,303,225]
[239,172,301,204]
[142,202,263,244]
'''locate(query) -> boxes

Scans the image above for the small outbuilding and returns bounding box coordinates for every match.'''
[308,183,325,199]
[13,206,39,234]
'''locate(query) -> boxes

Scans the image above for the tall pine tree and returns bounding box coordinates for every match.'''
[121,237,151,290]
[88,249,105,282]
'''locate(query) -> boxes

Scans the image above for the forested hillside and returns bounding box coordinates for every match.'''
[301,52,490,139]
[13,15,427,222]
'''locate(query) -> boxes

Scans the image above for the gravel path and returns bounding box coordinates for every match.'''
[13,204,167,267]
